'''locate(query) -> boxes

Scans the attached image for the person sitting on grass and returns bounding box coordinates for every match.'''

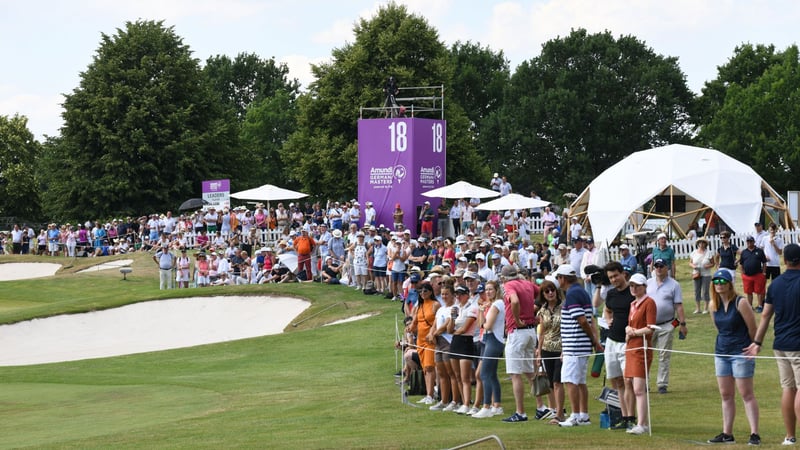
[321,257,343,284]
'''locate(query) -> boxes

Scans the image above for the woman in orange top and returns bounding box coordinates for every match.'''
[409,281,440,404]
[624,273,658,435]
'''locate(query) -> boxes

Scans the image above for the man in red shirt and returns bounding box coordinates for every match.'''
[501,264,540,422]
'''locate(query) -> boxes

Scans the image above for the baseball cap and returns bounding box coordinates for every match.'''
[712,269,733,283]
[746,236,755,242]
[475,253,486,260]
[475,283,486,294]
[657,233,667,240]
[410,273,421,283]
[491,253,501,259]
[558,243,567,250]
[784,243,800,264]
[463,271,478,279]
[501,264,518,278]
[629,273,647,285]
[553,264,576,277]
[455,285,470,295]
[619,244,629,250]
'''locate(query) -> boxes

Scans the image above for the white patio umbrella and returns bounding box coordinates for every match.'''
[421,181,500,199]
[231,183,308,202]
[475,193,551,211]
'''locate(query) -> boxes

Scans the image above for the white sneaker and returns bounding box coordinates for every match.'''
[472,407,494,419]
[490,406,504,416]
[466,406,480,416]
[455,404,470,414]
[442,402,458,412]
[417,396,434,405]
[627,425,649,435]
[429,401,444,411]
[578,417,592,426]
[783,437,797,445]
[559,416,580,427]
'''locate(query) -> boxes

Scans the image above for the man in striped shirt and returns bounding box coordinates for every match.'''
[556,264,604,427]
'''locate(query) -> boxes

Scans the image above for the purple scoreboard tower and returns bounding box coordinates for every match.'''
[358,118,446,235]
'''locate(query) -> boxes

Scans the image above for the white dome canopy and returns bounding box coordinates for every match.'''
[570,144,788,245]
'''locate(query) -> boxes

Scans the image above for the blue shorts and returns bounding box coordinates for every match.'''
[391,271,407,282]
[715,354,755,378]
[372,266,387,277]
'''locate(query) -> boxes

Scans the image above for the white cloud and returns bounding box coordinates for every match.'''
[0,89,64,139]
[281,54,330,91]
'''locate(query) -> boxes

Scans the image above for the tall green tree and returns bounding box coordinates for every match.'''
[282,2,487,199]
[203,52,300,121]
[485,29,694,198]
[693,43,785,127]
[43,20,243,220]
[0,114,40,218]
[239,89,298,187]
[699,45,800,195]
[447,41,509,143]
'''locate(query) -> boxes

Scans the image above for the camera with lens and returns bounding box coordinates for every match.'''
[584,264,610,285]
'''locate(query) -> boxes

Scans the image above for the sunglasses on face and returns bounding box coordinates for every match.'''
[654,264,666,269]
[543,288,556,294]
[712,279,730,285]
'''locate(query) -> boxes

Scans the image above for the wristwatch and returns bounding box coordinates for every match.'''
[680,322,686,326]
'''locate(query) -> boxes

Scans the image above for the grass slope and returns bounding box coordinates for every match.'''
[0,253,787,448]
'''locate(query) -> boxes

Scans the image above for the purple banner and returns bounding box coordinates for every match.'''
[357,118,446,235]
[202,179,230,209]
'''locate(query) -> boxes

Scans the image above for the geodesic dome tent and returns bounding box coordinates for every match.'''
[569,144,793,245]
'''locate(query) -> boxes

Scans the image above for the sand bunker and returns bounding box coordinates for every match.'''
[0,262,61,281]
[77,258,134,273]
[0,296,309,366]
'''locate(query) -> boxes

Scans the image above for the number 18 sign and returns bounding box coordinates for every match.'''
[357,117,447,231]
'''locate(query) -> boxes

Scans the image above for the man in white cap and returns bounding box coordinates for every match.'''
[646,257,687,394]
[364,201,376,227]
[618,244,637,272]
[490,173,501,192]
[475,252,495,282]
[419,201,434,237]
[555,264,603,427]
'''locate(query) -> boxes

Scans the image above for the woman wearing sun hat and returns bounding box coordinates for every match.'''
[689,237,715,313]
[624,273,657,435]
[706,269,761,445]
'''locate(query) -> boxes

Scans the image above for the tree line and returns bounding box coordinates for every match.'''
[1,3,799,222]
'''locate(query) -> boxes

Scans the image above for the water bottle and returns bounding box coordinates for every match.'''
[599,410,610,429]
[679,331,686,340]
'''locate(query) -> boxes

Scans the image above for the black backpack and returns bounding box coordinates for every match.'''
[363,280,377,295]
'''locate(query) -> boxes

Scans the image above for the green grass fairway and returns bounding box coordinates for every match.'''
[0,253,789,448]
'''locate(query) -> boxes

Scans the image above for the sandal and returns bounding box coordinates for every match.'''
[548,416,565,425]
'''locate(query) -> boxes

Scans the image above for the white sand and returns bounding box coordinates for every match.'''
[77,258,134,273]
[0,262,61,281]
[0,296,310,366]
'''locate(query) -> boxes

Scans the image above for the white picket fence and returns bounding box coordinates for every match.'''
[604,229,800,262]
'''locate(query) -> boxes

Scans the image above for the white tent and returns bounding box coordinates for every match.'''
[569,144,793,245]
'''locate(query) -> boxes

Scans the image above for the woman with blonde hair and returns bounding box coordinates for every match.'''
[472,280,506,418]
[706,269,760,445]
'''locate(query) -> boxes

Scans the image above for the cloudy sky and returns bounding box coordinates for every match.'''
[1,0,798,139]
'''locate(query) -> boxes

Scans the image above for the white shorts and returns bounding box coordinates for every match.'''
[354,264,368,276]
[197,275,209,285]
[48,242,59,252]
[604,338,626,379]
[561,354,590,385]
[505,328,537,374]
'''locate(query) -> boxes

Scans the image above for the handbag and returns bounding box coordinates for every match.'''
[532,363,552,397]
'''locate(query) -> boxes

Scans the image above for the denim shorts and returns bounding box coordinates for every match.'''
[715,353,755,378]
